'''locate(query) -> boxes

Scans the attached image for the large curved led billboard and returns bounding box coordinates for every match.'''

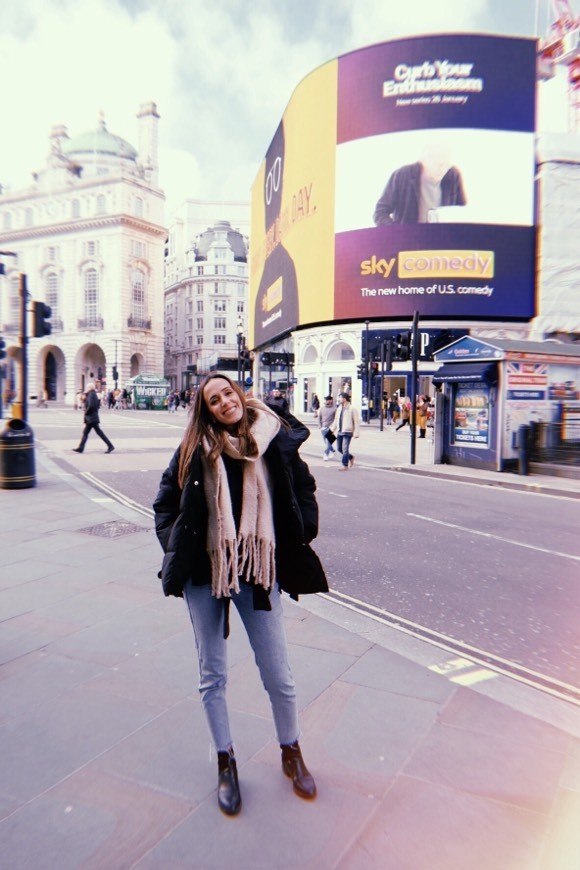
[250,34,537,347]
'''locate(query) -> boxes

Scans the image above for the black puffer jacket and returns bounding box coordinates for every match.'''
[153,412,328,600]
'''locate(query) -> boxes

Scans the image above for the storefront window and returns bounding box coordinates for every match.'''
[452,382,490,447]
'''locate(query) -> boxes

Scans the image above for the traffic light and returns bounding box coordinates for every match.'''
[385,338,394,372]
[0,337,6,360]
[356,362,365,380]
[112,366,119,383]
[394,330,411,361]
[33,302,52,337]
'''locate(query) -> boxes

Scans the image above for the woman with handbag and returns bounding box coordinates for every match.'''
[153,373,328,816]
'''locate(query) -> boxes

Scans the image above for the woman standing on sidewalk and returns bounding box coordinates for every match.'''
[153,373,328,816]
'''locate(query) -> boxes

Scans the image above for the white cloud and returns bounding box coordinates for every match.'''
[0,0,543,217]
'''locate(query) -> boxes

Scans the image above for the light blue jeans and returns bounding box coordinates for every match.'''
[183,580,299,753]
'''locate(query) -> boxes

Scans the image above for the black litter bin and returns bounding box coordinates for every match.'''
[0,419,36,489]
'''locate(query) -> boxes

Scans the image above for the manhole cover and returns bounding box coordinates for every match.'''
[78,520,147,538]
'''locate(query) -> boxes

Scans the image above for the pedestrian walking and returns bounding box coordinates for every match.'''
[331,391,360,470]
[319,394,337,460]
[153,373,328,817]
[72,383,115,454]
[395,399,411,431]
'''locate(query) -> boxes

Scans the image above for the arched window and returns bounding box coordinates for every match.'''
[84,268,99,324]
[46,272,59,321]
[131,269,146,325]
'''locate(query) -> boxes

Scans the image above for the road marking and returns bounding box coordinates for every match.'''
[81,472,154,519]
[322,588,580,706]
[450,668,497,686]
[407,513,580,561]
[317,488,348,498]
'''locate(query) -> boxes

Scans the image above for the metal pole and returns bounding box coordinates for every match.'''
[20,274,28,424]
[365,319,369,401]
[410,310,419,465]
[379,340,385,431]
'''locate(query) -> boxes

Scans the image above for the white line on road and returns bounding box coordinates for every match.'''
[407,513,580,561]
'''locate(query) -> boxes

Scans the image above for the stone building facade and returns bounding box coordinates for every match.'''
[0,102,166,406]
[164,200,249,392]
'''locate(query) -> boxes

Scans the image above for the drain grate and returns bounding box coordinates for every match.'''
[78,520,147,538]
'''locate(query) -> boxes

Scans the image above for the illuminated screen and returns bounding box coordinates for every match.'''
[250,34,537,347]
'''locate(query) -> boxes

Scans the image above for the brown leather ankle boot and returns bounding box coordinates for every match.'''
[217,750,241,816]
[281,742,317,799]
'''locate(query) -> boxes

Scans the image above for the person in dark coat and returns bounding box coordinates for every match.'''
[153,373,328,817]
[373,141,466,225]
[73,383,114,453]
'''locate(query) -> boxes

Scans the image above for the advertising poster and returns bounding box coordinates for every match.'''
[250,61,337,347]
[334,34,537,321]
[250,34,537,347]
[453,382,490,447]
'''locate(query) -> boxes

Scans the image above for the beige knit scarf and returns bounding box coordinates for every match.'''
[201,401,281,598]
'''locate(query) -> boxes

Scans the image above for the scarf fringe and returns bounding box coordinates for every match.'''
[209,535,276,598]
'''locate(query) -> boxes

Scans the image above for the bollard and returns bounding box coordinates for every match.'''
[0,418,36,489]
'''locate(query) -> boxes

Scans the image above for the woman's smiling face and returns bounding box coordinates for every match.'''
[203,378,244,429]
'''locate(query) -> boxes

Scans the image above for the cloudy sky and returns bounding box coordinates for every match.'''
[0,0,569,217]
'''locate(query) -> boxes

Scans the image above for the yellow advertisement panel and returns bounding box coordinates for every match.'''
[250,60,337,347]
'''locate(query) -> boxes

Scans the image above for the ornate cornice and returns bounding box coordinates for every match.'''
[0,213,166,242]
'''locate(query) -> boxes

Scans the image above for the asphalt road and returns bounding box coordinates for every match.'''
[26,406,580,691]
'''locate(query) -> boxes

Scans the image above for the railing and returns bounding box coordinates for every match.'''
[529,420,580,467]
[49,316,64,333]
[127,315,151,330]
[78,317,104,330]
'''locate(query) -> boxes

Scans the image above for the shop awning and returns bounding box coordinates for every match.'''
[432,362,498,384]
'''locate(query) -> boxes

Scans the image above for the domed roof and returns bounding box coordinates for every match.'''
[195,221,248,262]
[62,115,137,161]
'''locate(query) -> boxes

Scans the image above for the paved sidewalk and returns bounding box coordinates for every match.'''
[0,436,579,868]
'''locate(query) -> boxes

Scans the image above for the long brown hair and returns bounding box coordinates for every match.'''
[177,373,259,489]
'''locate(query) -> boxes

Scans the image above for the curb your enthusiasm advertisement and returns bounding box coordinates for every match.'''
[250,34,537,346]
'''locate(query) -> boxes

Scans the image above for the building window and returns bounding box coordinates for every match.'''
[186,300,193,314]
[96,194,106,214]
[214,317,226,329]
[196,282,203,294]
[197,265,204,276]
[47,246,58,262]
[71,199,81,218]
[196,318,203,329]
[237,301,245,314]
[131,269,146,323]
[214,301,226,313]
[25,208,34,227]
[134,197,144,217]
[131,239,146,257]
[86,240,99,257]
[196,300,203,312]
[9,275,19,326]
[187,318,192,330]
[46,272,59,321]
[214,335,226,345]
[84,268,100,323]
[196,335,203,345]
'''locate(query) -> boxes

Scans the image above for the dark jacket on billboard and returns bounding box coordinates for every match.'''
[373,161,466,225]
[153,410,328,603]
